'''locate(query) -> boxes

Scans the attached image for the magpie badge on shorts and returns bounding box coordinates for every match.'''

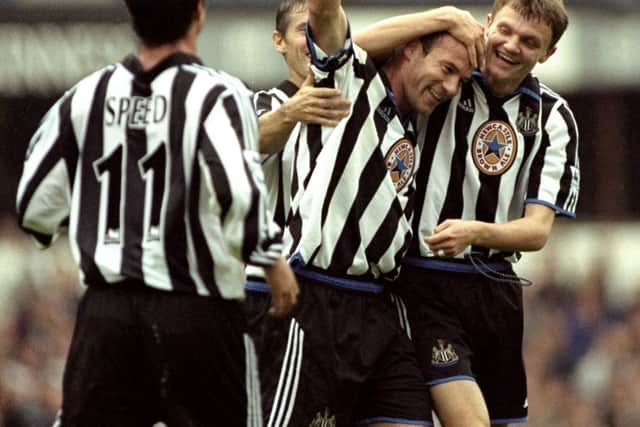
[309,408,336,427]
[471,120,517,176]
[432,339,459,367]
[385,139,415,192]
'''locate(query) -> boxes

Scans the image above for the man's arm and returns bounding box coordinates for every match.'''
[17,91,76,248]
[354,6,485,68]
[201,86,299,316]
[258,73,351,155]
[307,0,348,55]
[425,203,556,257]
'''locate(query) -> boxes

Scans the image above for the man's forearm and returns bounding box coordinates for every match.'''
[258,109,296,155]
[354,7,456,60]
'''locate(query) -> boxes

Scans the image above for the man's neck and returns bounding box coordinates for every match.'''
[381,58,409,115]
[138,38,197,72]
[480,71,523,97]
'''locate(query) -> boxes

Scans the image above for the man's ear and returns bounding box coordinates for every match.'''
[539,46,557,64]
[273,30,286,54]
[403,39,421,60]
[196,0,206,27]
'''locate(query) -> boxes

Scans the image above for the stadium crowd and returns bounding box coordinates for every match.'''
[1,218,639,426]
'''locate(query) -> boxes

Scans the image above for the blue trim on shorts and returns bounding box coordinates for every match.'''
[245,280,269,293]
[357,417,432,426]
[426,375,476,386]
[289,253,385,293]
[404,256,511,273]
[492,416,528,424]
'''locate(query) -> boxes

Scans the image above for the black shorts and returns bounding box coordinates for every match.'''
[249,276,432,426]
[397,265,528,424]
[60,283,261,427]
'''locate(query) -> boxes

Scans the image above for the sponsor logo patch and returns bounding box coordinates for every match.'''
[432,339,459,367]
[385,139,415,192]
[471,120,517,176]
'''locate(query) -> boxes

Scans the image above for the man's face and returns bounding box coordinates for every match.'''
[273,8,310,86]
[483,5,556,95]
[403,34,472,115]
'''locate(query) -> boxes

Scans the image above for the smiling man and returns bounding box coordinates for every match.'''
[356,1,580,427]
[247,0,481,425]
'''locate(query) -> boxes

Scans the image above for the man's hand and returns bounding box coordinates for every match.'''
[258,71,350,155]
[425,219,478,257]
[281,72,351,128]
[440,6,485,70]
[263,256,300,317]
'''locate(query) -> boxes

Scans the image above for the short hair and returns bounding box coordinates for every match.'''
[124,0,201,46]
[491,0,569,49]
[419,30,448,55]
[275,0,307,35]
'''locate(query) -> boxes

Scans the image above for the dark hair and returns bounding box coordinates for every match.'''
[491,0,569,49]
[419,30,448,54]
[124,0,201,46]
[275,0,307,35]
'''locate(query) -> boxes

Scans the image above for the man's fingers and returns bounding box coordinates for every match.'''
[269,289,298,317]
[305,87,344,98]
[476,37,485,69]
[468,45,478,70]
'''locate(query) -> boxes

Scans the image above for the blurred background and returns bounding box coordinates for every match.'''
[0,0,639,426]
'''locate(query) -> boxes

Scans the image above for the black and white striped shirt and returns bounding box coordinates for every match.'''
[16,52,282,299]
[246,80,299,284]
[408,72,579,265]
[284,27,419,285]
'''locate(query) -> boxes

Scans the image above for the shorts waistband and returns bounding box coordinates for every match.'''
[403,256,512,273]
[290,254,384,294]
[245,280,270,293]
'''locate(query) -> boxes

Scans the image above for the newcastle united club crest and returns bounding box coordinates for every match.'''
[432,339,459,367]
[516,106,539,135]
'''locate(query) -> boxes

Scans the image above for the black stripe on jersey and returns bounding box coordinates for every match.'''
[190,85,227,296]
[17,91,79,245]
[364,99,407,267]
[163,68,198,293]
[274,151,286,227]
[555,103,578,207]
[527,92,556,202]
[224,95,245,150]
[200,87,233,218]
[303,73,334,190]
[438,84,475,224]
[223,94,261,262]
[255,92,274,116]
[120,79,149,280]
[78,69,114,285]
[409,100,450,254]
[330,136,386,271]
